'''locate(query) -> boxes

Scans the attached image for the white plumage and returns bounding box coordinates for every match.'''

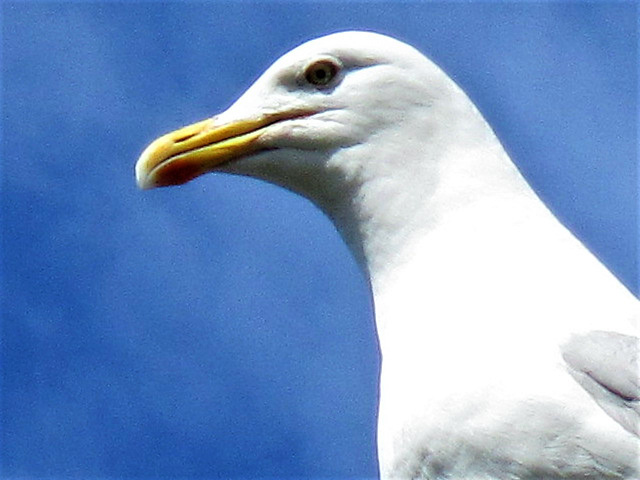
[136,31,639,479]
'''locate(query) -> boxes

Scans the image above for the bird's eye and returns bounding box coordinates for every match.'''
[304,59,340,87]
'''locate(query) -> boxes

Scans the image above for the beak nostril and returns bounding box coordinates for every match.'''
[170,119,212,144]
[174,132,198,143]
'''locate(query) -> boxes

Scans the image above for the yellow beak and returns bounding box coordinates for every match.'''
[135,117,267,189]
[135,110,316,190]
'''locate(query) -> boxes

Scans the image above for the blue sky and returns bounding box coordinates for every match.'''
[1,2,637,479]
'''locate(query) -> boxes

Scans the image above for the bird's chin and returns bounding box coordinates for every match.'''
[143,146,277,190]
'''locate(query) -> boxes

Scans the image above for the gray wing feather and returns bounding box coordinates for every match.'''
[562,330,639,436]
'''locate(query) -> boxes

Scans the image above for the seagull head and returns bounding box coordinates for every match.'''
[135,31,492,276]
[135,31,452,190]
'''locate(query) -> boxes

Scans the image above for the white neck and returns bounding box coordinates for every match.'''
[321,89,536,305]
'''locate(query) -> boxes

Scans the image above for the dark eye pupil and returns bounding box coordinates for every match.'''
[306,61,337,86]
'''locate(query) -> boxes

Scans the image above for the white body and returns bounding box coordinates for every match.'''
[369,132,639,478]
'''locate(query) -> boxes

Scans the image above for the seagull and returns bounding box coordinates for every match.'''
[135,31,639,479]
